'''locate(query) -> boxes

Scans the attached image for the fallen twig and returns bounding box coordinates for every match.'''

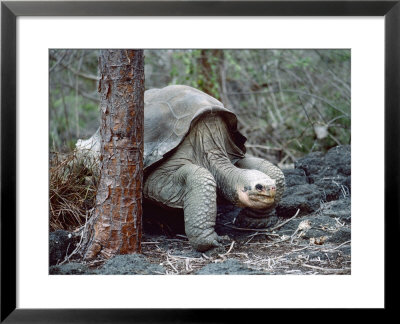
[322,240,351,252]
[301,263,351,273]
[166,253,179,274]
[219,241,235,257]
[59,209,92,265]
[222,223,282,234]
[269,209,300,231]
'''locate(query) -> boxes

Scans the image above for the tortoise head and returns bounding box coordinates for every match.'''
[237,170,276,209]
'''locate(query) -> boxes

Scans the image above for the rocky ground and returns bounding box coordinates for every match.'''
[49,145,351,275]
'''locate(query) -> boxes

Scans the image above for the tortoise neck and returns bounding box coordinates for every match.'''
[188,114,245,203]
[204,151,242,204]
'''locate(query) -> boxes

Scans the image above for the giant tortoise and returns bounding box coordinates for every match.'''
[76,85,285,251]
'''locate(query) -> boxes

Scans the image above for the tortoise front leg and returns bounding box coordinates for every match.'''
[176,164,223,252]
[235,155,285,228]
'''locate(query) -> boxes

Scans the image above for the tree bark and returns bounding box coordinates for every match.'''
[84,49,144,260]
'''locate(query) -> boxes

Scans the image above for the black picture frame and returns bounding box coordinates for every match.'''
[1,0,398,322]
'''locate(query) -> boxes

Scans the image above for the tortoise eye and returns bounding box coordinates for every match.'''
[255,184,263,191]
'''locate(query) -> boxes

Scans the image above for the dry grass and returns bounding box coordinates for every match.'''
[49,151,98,231]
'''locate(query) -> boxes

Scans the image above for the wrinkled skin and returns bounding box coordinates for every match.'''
[76,85,285,252]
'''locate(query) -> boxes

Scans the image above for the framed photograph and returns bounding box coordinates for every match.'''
[1,0,398,321]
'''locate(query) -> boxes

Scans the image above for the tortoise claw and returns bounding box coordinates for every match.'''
[212,240,221,247]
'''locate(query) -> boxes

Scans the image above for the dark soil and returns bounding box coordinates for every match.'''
[49,145,351,275]
[49,230,80,266]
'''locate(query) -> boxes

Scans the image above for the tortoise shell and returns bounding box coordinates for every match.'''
[144,85,247,169]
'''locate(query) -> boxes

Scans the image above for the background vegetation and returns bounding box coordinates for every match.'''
[49,49,350,165]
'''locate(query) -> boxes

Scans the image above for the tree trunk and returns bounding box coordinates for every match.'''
[84,49,144,261]
[199,49,223,100]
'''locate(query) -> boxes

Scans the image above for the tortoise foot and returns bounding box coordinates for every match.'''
[190,231,224,252]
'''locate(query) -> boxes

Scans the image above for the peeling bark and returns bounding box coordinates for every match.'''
[84,49,144,260]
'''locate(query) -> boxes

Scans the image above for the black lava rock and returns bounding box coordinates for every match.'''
[49,254,166,275]
[338,245,351,256]
[278,145,351,218]
[276,184,321,218]
[49,230,79,266]
[327,227,351,244]
[324,145,351,176]
[49,262,93,275]
[194,259,265,275]
[294,151,325,183]
[282,168,308,187]
[94,254,166,275]
[295,145,351,187]
[320,198,351,223]
[314,175,349,202]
